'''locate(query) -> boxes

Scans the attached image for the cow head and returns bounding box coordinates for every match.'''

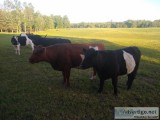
[11,36,19,45]
[29,45,45,63]
[80,48,97,69]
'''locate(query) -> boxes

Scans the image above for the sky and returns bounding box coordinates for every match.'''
[0,0,160,23]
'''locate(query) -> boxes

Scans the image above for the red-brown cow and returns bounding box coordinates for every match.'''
[29,43,105,86]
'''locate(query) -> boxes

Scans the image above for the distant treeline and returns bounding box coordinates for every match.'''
[0,0,160,33]
[71,20,160,28]
[0,0,70,32]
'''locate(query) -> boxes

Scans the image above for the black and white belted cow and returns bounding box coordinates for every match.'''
[11,33,71,55]
[80,46,141,95]
[11,34,34,55]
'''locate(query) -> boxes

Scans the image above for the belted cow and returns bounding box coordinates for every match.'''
[11,36,34,55]
[11,33,71,55]
[80,46,141,95]
[29,43,105,86]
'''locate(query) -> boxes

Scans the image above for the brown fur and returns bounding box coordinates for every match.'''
[29,43,105,86]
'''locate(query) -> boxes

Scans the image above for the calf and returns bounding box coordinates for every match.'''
[29,44,105,86]
[80,46,141,95]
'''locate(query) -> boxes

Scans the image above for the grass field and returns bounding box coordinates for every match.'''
[0,28,160,120]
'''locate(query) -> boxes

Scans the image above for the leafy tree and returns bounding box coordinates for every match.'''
[152,20,160,27]
[63,15,70,28]
[54,15,63,29]
[43,15,54,30]
[23,2,34,32]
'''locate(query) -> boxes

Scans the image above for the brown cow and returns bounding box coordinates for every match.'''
[29,43,105,86]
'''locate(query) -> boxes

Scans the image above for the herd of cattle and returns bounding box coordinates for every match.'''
[11,33,141,95]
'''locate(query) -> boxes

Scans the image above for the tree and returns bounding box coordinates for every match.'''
[11,0,22,32]
[0,10,6,32]
[54,15,63,29]
[23,2,34,32]
[63,15,70,28]
[152,20,160,27]
[43,15,54,30]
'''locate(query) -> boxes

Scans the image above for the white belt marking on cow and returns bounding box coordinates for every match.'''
[80,54,85,62]
[123,50,136,74]
[25,36,34,51]
[20,33,27,37]
[89,46,99,50]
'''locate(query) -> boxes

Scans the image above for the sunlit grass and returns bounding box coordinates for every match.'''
[37,28,160,50]
[36,28,160,64]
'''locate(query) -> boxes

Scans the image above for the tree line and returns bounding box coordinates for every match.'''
[0,0,160,33]
[0,0,70,32]
[71,20,160,28]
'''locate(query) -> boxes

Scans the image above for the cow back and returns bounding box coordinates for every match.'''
[34,38,71,46]
[17,36,27,46]
[46,43,105,68]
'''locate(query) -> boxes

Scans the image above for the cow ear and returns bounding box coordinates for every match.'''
[83,48,87,53]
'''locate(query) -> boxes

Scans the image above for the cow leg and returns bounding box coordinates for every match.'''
[13,45,20,55]
[65,68,71,87]
[127,72,137,90]
[17,44,20,55]
[98,79,104,93]
[127,65,139,90]
[62,68,71,87]
[112,77,118,95]
[62,71,66,85]
[31,44,34,52]
[90,68,96,80]
[29,41,34,52]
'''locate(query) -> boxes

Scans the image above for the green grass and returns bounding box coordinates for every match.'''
[0,28,160,120]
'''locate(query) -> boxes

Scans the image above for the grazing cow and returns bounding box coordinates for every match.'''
[32,37,71,47]
[11,33,71,55]
[11,36,34,55]
[80,46,141,95]
[29,44,105,86]
[21,33,71,47]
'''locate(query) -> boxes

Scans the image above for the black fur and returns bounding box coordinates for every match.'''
[81,46,141,95]
[11,34,71,47]
[11,36,27,46]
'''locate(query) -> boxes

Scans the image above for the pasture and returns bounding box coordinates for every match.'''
[0,28,160,120]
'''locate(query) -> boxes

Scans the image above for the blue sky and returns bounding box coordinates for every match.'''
[0,0,160,23]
